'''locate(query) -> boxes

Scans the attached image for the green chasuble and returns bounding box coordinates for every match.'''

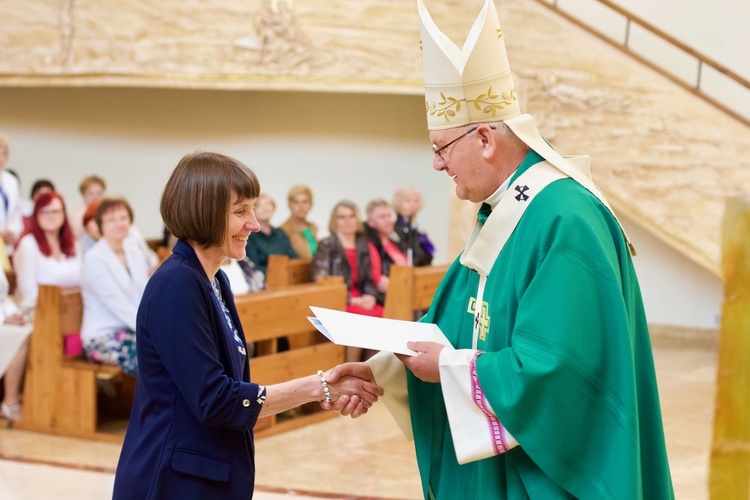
[408,152,673,499]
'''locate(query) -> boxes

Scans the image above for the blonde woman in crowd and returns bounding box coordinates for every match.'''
[81,197,149,376]
[279,184,318,259]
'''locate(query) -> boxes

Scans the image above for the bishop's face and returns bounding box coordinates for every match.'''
[430,126,493,203]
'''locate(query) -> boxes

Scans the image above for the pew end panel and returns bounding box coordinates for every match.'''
[265,255,313,289]
[383,265,449,320]
[19,285,132,442]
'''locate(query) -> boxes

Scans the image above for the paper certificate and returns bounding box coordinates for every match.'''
[308,306,451,356]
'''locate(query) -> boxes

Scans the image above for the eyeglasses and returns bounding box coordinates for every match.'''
[39,209,64,217]
[431,126,478,163]
[101,214,131,225]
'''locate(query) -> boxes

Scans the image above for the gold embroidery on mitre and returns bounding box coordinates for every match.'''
[467,297,491,342]
[427,87,517,122]
[497,27,503,38]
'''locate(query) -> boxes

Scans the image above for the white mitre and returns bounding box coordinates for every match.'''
[418,0,634,254]
[417,0,569,165]
[419,0,519,129]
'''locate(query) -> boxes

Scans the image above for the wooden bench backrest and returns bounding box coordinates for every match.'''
[235,280,346,342]
[33,285,82,348]
[383,264,449,320]
[236,280,347,390]
[265,255,313,289]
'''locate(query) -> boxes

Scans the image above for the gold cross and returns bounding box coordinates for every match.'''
[467,298,491,342]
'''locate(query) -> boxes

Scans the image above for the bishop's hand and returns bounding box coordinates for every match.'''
[395,341,445,383]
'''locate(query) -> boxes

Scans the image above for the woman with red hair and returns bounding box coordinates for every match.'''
[14,191,80,308]
[2,192,81,424]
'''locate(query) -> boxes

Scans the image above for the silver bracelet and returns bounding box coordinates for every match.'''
[317,370,332,404]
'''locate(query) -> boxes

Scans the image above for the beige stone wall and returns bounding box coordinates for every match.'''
[2,0,749,275]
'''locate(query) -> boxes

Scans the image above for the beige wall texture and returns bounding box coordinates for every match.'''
[0,87,451,262]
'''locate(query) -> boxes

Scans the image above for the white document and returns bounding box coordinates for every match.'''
[0,323,32,378]
[308,306,451,356]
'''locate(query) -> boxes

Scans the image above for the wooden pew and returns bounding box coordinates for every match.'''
[265,254,313,289]
[383,264,450,321]
[20,279,347,441]
[19,286,133,442]
[235,279,347,436]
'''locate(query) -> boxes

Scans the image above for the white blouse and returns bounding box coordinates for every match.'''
[81,237,149,341]
[13,233,81,309]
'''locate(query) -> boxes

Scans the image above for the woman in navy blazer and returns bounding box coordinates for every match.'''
[113,152,382,499]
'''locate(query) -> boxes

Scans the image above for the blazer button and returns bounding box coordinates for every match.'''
[242,399,251,407]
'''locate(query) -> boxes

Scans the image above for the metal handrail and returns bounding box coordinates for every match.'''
[535,0,750,127]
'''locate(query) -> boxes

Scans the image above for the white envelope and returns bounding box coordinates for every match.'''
[308,306,451,356]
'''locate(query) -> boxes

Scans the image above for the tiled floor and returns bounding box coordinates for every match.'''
[0,341,718,499]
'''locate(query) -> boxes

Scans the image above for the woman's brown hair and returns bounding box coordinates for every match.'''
[160,152,260,248]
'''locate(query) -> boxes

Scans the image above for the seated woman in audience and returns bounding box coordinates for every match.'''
[312,200,382,362]
[280,185,318,260]
[0,269,29,425]
[70,175,106,239]
[79,200,101,255]
[14,192,81,310]
[392,185,435,267]
[81,197,149,376]
[245,193,296,274]
[364,198,407,295]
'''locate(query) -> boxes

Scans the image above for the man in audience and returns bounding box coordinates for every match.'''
[392,186,434,267]
[364,198,406,295]
[328,1,673,497]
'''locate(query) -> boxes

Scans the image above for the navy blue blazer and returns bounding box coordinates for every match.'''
[113,240,262,499]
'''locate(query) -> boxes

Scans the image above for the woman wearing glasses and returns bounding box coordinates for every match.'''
[4,192,80,424]
[14,191,81,309]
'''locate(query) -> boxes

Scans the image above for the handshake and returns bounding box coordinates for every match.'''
[317,362,383,419]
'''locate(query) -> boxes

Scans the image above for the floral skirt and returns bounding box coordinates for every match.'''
[83,329,138,376]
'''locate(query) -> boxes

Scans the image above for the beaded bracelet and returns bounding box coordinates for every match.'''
[256,385,267,406]
[317,370,332,404]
